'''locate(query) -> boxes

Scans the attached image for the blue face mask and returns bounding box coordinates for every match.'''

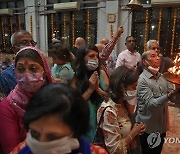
[85,60,99,71]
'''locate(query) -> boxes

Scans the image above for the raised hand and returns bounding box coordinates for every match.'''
[114,26,124,40]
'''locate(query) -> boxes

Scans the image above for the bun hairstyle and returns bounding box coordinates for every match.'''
[109,66,139,102]
[49,42,73,62]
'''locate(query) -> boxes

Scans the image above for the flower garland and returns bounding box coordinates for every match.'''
[10,16,13,35]
[144,9,149,52]
[51,14,54,39]
[72,13,75,47]
[18,16,21,30]
[63,13,67,45]
[87,9,90,45]
[110,24,114,39]
[1,17,6,49]
[170,9,177,56]
[30,15,33,35]
[157,9,162,43]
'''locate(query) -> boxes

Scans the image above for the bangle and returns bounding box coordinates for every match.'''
[127,134,133,141]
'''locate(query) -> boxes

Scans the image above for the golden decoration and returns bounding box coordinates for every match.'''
[170,9,177,56]
[72,13,75,47]
[87,9,90,45]
[10,16,13,35]
[110,24,114,39]
[1,17,6,49]
[30,15,33,35]
[144,9,149,52]
[157,9,162,43]
[18,15,21,30]
[51,14,54,39]
[63,13,67,45]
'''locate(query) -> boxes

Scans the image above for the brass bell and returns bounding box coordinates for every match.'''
[127,0,143,10]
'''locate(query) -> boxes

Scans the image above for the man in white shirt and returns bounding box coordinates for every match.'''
[116,36,141,69]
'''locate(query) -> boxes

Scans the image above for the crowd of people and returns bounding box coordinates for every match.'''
[0,25,179,154]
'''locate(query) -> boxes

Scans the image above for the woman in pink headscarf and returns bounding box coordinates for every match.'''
[0,47,54,154]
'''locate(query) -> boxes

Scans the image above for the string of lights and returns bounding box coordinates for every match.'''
[30,15,33,35]
[144,9,149,52]
[87,9,90,45]
[72,13,75,47]
[63,13,67,45]
[51,14,54,39]
[157,8,162,43]
[170,8,177,56]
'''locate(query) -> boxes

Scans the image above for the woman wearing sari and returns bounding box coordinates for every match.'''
[0,46,54,154]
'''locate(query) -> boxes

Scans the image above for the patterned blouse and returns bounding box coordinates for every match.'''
[97,99,132,154]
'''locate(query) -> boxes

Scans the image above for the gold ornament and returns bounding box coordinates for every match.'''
[10,16,13,35]
[1,17,6,49]
[87,9,90,45]
[51,14,54,39]
[63,13,67,45]
[157,9,162,43]
[72,13,75,47]
[144,9,149,52]
[110,24,114,39]
[18,16,21,30]
[30,15,33,35]
[171,9,177,56]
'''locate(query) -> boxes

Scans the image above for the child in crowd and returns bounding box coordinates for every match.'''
[49,42,75,84]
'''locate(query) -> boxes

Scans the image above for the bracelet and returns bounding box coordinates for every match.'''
[127,134,133,141]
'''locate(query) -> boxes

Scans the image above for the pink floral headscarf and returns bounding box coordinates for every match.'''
[7,46,54,116]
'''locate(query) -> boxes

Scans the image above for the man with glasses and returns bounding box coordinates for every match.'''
[11,30,37,54]
[0,30,36,96]
[116,36,141,69]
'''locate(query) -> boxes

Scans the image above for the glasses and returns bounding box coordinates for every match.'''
[17,40,37,47]
[127,40,135,43]
[151,47,160,51]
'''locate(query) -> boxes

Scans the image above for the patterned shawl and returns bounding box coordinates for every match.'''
[7,46,54,116]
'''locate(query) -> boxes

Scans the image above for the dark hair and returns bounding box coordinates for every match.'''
[109,66,139,102]
[125,36,135,42]
[23,83,90,137]
[11,30,31,46]
[142,51,148,60]
[15,49,44,68]
[74,45,100,94]
[49,43,72,62]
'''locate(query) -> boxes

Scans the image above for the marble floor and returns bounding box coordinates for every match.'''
[162,105,180,154]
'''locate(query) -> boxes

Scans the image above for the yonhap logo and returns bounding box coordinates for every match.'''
[147,132,161,148]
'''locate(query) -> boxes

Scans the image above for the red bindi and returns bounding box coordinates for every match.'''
[24,61,29,65]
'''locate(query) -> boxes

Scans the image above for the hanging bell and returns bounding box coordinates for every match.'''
[127,0,143,10]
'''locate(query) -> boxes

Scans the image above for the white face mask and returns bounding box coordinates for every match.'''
[145,60,159,74]
[124,90,137,100]
[26,132,80,154]
[126,97,138,106]
[147,66,159,74]
[85,60,98,71]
